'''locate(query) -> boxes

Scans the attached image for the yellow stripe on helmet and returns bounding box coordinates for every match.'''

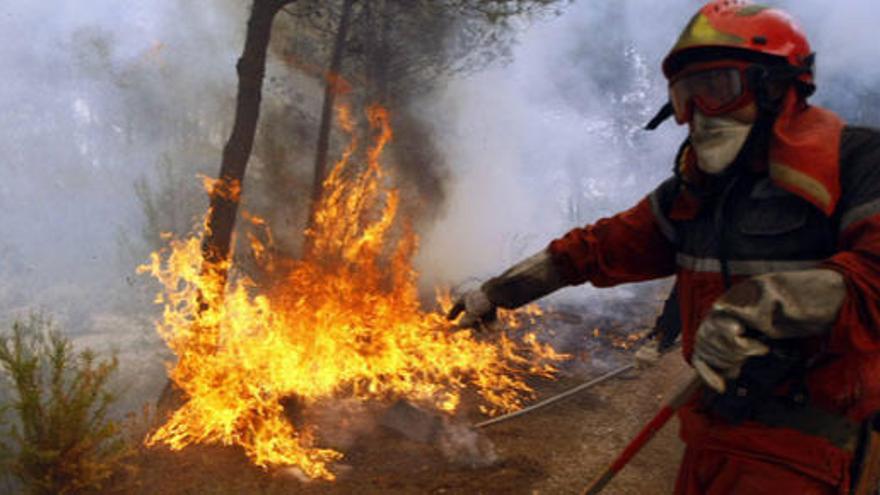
[672,13,745,52]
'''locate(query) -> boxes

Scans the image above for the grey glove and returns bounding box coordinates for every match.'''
[447,249,566,330]
[693,268,847,392]
[446,287,497,329]
[634,339,662,369]
[692,315,770,392]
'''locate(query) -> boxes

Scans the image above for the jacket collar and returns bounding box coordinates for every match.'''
[767,90,844,216]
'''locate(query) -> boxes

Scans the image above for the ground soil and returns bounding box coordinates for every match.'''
[112,350,691,495]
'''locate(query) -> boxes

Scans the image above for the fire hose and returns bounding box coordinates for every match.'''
[475,340,680,429]
[474,364,637,429]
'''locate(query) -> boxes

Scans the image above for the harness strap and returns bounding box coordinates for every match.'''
[751,398,860,452]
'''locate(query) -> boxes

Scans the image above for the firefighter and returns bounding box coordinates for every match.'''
[448,1,880,493]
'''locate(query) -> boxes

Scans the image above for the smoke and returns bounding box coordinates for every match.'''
[0,0,250,411]
[0,0,244,324]
[416,1,680,297]
[416,0,880,300]
[436,419,498,467]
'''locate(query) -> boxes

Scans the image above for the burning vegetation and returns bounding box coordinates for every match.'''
[138,103,566,480]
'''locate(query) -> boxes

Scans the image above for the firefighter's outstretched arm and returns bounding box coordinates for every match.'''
[448,196,678,329]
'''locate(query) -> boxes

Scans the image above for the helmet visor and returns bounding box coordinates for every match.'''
[669,67,747,123]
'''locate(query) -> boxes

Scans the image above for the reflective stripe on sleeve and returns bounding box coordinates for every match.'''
[840,197,880,233]
[649,191,678,244]
[676,253,821,275]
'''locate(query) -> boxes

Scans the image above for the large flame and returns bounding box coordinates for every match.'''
[140,104,565,480]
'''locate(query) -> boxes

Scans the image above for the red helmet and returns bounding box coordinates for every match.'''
[662,0,814,88]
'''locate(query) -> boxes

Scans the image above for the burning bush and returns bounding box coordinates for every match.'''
[140,104,566,480]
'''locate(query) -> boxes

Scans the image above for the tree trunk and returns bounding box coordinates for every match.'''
[305,0,356,249]
[201,0,293,278]
[374,0,392,105]
[159,0,294,414]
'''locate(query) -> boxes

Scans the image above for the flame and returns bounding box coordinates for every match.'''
[200,175,242,202]
[591,326,650,350]
[140,104,565,480]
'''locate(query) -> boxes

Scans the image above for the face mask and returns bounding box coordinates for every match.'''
[689,110,753,174]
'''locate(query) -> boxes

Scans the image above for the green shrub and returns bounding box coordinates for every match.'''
[0,315,130,494]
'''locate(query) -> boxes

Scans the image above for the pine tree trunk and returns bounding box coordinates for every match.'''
[305,0,356,250]
[201,0,293,277]
[159,0,294,414]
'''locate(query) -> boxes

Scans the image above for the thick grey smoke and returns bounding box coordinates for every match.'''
[0,0,247,407]
[0,0,244,323]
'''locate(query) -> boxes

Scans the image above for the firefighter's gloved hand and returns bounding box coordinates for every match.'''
[693,269,847,392]
[711,269,847,339]
[446,249,567,330]
[634,339,662,369]
[693,315,769,392]
[447,288,497,330]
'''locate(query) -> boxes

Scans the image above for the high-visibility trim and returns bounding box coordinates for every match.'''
[769,161,833,214]
[649,191,678,243]
[840,198,880,233]
[676,253,820,275]
[672,13,745,53]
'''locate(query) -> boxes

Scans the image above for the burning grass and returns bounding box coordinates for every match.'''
[139,104,566,480]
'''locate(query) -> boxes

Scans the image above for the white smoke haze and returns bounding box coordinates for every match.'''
[1,0,879,415]
[437,419,498,467]
[1,0,243,317]
[0,0,248,409]
[416,1,684,300]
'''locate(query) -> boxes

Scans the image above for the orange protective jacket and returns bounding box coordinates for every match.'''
[548,94,880,494]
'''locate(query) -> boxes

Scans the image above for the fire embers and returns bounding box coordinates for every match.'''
[139,104,565,480]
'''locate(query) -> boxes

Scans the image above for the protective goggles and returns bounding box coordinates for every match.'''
[669,62,754,123]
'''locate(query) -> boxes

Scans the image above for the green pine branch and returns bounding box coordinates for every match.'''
[0,315,132,494]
